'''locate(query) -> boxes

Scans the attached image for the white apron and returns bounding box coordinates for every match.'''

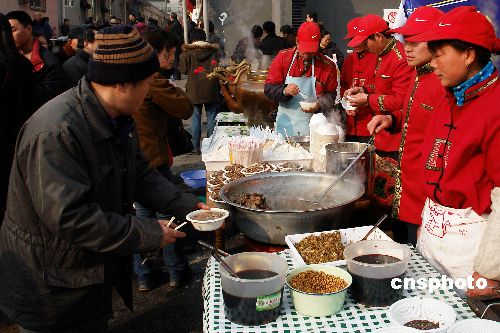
[417,197,488,281]
[275,51,317,137]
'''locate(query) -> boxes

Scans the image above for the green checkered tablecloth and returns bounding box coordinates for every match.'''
[202,248,477,333]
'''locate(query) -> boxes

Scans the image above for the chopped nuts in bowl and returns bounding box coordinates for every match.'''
[286,264,352,317]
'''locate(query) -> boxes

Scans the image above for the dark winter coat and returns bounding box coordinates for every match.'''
[0,77,199,331]
[320,41,345,70]
[180,41,220,104]
[261,33,286,56]
[32,39,68,104]
[63,48,91,87]
[0,56,37,220]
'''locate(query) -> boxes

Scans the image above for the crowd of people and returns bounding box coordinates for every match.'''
[0,5,499,332]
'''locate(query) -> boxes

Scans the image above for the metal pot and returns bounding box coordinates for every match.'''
[220,172,364,245]
[325,142,376,195]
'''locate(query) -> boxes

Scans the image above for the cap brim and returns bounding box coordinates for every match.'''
[347,34,369,47]
[405,30,442,43]
[343,32,354,40]
[297,40,319,53]
[388,26,427,37]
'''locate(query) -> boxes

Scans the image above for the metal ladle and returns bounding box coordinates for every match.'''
[211,251,240,278]
[300,136,374,204]
[360,214,388,241]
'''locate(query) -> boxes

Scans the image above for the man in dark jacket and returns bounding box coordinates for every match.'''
[261,21,286,56]
[168,12,183,80]
[63,26,96,86]
[7,11,67,105]
[0,25,206,332]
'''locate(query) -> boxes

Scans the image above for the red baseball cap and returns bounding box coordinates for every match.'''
[297,22,321,53]
[406,6,499,52]
[344,17,362,40]
[388,6,444,36]
[347,14,389,48]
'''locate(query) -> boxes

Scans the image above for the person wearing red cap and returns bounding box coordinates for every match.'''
[366,7,446,245]
[265,21,338,136]
[345,14,413,157]
[405,6,500,298]
[340,17,378,142]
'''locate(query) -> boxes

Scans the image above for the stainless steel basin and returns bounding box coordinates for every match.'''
[220,172,364,245]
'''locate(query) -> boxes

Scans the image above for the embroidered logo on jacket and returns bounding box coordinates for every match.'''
[426,138,451,171]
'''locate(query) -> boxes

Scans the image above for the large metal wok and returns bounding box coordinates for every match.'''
[220,172,364,245]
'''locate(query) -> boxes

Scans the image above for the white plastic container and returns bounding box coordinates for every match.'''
[448,319,500,333]
[186,208,228,231]
[388,297,456,332]
[285,226,392,266]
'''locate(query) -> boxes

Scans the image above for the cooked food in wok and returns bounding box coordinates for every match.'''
[295,232,345,264]
[231,193,270,210]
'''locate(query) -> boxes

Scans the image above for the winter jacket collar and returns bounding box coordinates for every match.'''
[30,38,44,72]
[75,48,91,63]
[79,76,115,143]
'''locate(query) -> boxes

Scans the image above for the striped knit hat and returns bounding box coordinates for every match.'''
[87,25,159,84]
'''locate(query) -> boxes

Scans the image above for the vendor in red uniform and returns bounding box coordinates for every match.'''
[406,6,500,298]
[265,22,338,136]
[345,14,413,159]
[340,17,377,143]
[367,7,446,245]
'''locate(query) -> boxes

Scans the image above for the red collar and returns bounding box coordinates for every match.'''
[30,38,44,72]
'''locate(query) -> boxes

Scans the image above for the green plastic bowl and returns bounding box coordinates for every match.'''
[286,264,352,317]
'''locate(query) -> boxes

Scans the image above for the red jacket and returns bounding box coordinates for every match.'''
[265,47,338,99]
[340,51,378,137]
[365,38,413,152]
[392,65,446,225]
[422,71,500,215]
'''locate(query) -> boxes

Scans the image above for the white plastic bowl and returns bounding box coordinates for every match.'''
[299,101,317,111]
[341,97,356,111]
[388,297,456,332]
[186,208,228,231]
[448,319,500,333]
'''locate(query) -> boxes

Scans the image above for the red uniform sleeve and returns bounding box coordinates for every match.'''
[340,54,354,96]
[265,50,287,85]
[368,57,414,114]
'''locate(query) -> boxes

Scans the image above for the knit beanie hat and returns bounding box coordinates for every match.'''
[87,25,159,84]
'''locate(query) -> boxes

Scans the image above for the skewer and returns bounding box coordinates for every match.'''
[174,221,188,231]
[166,216,175,227]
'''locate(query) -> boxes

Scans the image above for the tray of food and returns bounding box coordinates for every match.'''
[285,226,393,266]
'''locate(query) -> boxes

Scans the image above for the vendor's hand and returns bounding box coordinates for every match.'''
[345,108,358,117]
[348,93,369,107]
[367,115,393,135]
[344,87,364,97]
[466,272,500,299]
[301,101,320,113]
[196,202,210,210]
[283,83,300,97]
[158,220,186,247]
